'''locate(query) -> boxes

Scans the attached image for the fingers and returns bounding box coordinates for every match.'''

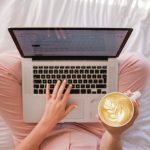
[57,80,67,99]
[126,90,133,97]
[128,100,139,126]
[52,80,61,99]
[46,83,51,100]
[65,104,77,116]
[62,84,72,103]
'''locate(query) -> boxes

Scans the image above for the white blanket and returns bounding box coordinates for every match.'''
[0,0,150,149]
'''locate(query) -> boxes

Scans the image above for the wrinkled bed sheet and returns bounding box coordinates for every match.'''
[0,0,150,150]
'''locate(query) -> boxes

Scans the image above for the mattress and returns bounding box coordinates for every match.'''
[0,0,150,149]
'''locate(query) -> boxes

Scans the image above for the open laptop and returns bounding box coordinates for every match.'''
[8,27,133,123]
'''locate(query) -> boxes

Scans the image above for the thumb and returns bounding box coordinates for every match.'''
[65,104,77,116]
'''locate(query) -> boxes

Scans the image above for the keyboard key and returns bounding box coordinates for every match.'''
[86,84,90,88]
[76,84,80,88]
[34,84,39,88]
[67,75,71,78]
[87,89,91,94]
[43,80,47,83]
[40,84,44,88]
[69,70,73,74]
[59,70,63,73]
[60,66,64,69]
[57,75,61,78]
[39,70,43,74]
[81,89,86,94]
[34,89,38,94]
[76,66,80,69]
[71,89,80,94]
[68,80,72,84]
[83,80,87,83]
[78,80,82,83]
[96,84,106,89]
[77,75,81,78]
[52,75,55,78]
[100,70,107,74]
[34,80,41,84]
[33,66,38,69]
[44,70,48,74]
[81,84,85,88]
[33,70,37,74]
[49,70,53,74]
[82,75,86,78]
[50,84,54,88]
[97,75,101,78]
[53,80,57,84]
[99,79,103,83]
[64,70,68,74]
[81,66,85,69]
[85,70,89,74]
[33,75,40,79]
[72,75,76,78]
[55,66,59,69]
[97,89,101,94]
[95,70,99,74]
[92,66,96,69]
[80,70,84,74]
[46,75,50,78]
[102,91,107,94]
[44,66,48,69]
[89,79,92,83]
[73,80,77,83]
[94,79,98,83]
[90,70,94,74]
[39,89,43,94]
[87,75,91,78]
[48,80,52,83]
[92,75,96,78]
[54,70,58,74]
[62,75,66,79]
[91,84,95,88]
[41,75,45,79]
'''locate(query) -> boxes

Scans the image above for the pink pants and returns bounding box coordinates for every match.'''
[0,52,149,150]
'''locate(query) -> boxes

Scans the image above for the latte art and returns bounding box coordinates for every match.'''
[98,93,134,127]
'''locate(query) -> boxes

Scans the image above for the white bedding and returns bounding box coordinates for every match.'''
[0,0,150,149]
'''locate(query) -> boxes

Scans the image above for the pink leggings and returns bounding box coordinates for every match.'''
[0,52,149,150]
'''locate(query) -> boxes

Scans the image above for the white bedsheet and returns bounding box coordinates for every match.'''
[0,0,150,150]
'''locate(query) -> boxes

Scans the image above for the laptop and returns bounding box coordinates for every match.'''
[8,27,133,123]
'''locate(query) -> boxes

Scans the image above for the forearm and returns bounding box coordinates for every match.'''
[100,131,122,150]
[15,120,56,150]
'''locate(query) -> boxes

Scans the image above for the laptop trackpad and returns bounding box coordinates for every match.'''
[65,96,84,119]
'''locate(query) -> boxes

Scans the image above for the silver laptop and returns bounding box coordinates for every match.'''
[9,27,132,123]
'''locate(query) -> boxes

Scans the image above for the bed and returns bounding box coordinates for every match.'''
[0,0,150,149]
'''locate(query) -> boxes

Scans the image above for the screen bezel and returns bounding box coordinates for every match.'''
[8,27,133,60]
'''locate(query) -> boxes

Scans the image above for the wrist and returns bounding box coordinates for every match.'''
[106,131,122,140]
[39,118,57,132]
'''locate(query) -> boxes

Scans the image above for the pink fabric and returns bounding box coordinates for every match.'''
[0,52,149,150]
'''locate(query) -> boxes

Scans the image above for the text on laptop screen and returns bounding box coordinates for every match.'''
[12,29,129,57]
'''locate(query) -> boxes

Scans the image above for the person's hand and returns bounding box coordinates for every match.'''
[40,80,77,127]
[97,91,139,137]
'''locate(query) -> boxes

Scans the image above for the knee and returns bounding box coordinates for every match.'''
[0,52,21,83]
[119,53,149,79]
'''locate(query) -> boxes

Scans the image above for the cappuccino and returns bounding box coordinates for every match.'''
[98,92,134,127]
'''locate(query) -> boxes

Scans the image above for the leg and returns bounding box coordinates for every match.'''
[0,52,35,144]
[77,53,149,138]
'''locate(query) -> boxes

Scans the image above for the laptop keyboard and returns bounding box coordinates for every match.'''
[33,65,107,94]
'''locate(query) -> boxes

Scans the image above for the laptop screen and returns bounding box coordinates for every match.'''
[9,28,132,58]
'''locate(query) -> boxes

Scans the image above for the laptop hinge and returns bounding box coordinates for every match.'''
[32,56,109,61]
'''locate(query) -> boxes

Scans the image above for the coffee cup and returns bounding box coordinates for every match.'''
[98,91,141,127]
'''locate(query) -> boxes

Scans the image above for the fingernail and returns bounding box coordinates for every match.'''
[69,84,72,87]
[74,105,78,108]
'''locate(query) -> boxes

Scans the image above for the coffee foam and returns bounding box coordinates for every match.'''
[99,93,134,127]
